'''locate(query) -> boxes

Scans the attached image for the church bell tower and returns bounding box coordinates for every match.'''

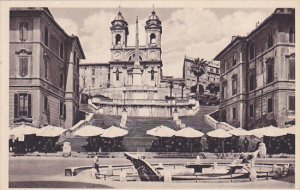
[145,8,162,48]
[110,11,129,49]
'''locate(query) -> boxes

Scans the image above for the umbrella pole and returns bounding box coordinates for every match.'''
[222,139,224,153]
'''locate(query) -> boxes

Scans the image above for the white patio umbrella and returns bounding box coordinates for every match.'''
[10,124,38,136]
[146,125,176,137]
[175,127,204,138]
[147,125,176,147]
[101,126,128,138]
[175,127,204,152]
[285,125,295,135]
[206,128,232,153]
[206,129,232,138]
[228,128,252,136]
[10,124,39,140]
[36,125,66,137]
[73,125,104,137]
[250,125,287,138]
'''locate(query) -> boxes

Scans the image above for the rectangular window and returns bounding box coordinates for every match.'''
[59,68,64,88]
[60,102,64,117]
[19,22,28,41]
[267,64,274,83]
[92,69,95,75]
[288,60,295,80]
[45,27,48,47]
[63,104,66,120]
[249,71,256,91]
[249,43,255,60]
[73,51,77,66]
[44,59,48,79]
[288,96,295,111]
[210,68,214,72]
[223,111,227,122]
[59,42,64,59]
[44,96,48,112]
[289,27,295,43]
[92,78,95,86]
[232,107,236,120]
[221,81,227,100]
[249,104,254,118]
[19,94,27,116]
[14,93,32,118]
[267,32,273,48]
[19,57,28,77]
[232,76,237,95]
[267,98,273,113]
[216,68,220,74]
[233,52,237,66]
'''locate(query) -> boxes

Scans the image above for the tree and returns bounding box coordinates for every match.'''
[191,58,207,100]
[179,81,185,99]
[206,83,220,95]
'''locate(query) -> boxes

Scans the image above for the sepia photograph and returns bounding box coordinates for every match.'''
[0,0,298,189]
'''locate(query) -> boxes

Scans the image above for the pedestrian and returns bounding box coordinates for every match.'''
[244,137,249,152]
[93,155,100,173]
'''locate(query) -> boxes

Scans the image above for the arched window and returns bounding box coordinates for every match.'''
[115,34,121,45]
[150,33,156,44]
[129,54,142,61]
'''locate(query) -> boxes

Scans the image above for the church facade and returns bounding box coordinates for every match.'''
[80,10,197,117]
[80,10,163,93]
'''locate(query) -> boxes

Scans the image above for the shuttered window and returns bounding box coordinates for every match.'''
[19,22,28,41]
[288,60,295,80]
[14,93,31,118]
[19,57,28,77]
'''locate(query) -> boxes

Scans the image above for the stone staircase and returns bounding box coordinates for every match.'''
[179,106,218,133]
[123,117,179,152]
[61,105,219,152]
[79,103,94,113]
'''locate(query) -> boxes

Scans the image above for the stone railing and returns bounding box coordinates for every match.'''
[204,111,235,131]
[91,98,193,107]
[59,113,95,143]
[88,99,99,111]
[204,113,218,128]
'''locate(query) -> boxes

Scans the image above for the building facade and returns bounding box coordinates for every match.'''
[9,8,85,129]
[215,8,295,129]
[79,63,109,93]
[183,56,220,93]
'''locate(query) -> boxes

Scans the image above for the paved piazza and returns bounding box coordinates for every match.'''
[9,156,295,188]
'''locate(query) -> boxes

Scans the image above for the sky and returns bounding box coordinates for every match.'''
[49,7,274,77]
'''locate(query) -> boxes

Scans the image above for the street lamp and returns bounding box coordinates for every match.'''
[123,90,126,111]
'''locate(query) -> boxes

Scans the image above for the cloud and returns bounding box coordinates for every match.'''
[55,8,272,78]
[55,18,79,35]
[161,8,271,77]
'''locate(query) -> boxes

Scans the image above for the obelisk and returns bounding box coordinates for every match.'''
[132,16,142,86]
